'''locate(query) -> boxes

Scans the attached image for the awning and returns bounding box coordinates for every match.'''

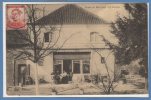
[53,52,90,60]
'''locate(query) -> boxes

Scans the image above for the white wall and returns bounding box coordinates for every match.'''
[27,53,53,82]
[35,24,116,49]
[28,24,115,82]
[90,49,115,77]
[28,49,115,82]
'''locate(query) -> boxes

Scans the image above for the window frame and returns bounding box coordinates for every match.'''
[82,60,90,74]
[90,32,99,42]
[54,60,63,74]
[44,32,53,42]
[72,60,81,74]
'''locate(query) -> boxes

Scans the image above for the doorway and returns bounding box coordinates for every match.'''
[18,64,27,86]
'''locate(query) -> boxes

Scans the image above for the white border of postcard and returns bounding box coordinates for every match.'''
[3,2,149,97]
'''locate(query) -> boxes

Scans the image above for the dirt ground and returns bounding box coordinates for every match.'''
[6,82,147,96]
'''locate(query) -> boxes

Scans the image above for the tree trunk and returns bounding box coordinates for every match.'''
[35,63,39,95]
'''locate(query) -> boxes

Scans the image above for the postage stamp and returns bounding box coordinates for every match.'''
[6,5,27,30]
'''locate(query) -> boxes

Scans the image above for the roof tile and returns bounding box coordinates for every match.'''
[35,4,107,25]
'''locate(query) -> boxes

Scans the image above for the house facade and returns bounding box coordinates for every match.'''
[6,4,115,86]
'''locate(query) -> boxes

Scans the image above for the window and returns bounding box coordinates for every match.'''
[63,60,72,73]
[44,32,53,42]
[83,60,90,73]
[44,32,49,42]
[73,60,80,74]
[54,60,62,74]
[90,32,99,42]
[101,57,105,63]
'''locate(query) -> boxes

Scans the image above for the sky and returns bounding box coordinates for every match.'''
[35,3,129,23]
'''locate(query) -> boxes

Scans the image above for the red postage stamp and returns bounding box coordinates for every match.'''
[6,5,27,30]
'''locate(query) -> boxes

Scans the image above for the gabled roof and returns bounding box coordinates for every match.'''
[35,4,107,25]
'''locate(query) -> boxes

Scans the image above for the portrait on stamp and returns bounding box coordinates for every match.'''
[7,5,26,29]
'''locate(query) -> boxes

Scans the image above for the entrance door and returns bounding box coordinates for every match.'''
[18,64,27,86]
[63,60,72,74]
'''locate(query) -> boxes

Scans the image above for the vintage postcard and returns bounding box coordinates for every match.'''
[3,2,149,97]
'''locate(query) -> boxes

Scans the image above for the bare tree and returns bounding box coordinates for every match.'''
[90,35,121,94]
[9,4,65,95]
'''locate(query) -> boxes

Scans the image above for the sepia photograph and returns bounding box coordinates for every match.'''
[4,2,148,96]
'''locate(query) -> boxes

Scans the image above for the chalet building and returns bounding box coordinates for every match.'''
[6,4,115,86]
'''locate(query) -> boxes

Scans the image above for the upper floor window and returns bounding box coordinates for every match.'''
[44,32,53,42]
[90,32,100,42]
